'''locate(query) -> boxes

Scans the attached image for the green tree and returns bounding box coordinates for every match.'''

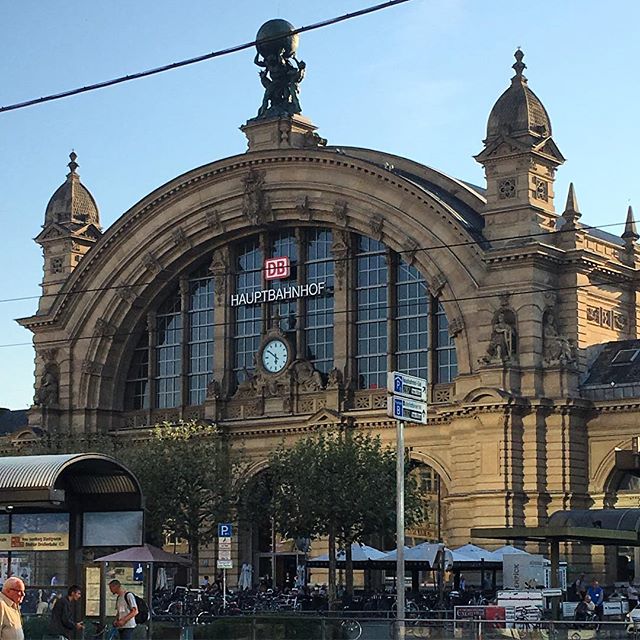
[122,420,246,579]
[266,429,421,606]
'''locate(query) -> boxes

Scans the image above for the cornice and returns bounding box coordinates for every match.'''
[25,151,486,333]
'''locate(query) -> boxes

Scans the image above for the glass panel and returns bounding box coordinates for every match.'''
[234,238,263,385]
[125,334,149,410]
[355,236,388,389]
[270,231,298,334]
[156,287,183,408]
[435,302,457,382]
[187,271,214,405]
[305,229,334,373]
[395,260,429,380]
[12,513,69,533]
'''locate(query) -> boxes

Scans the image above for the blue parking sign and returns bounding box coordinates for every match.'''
[218,523,233,537]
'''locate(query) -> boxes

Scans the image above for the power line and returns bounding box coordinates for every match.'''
[0,0,413,114]
[0,278,628,350]
[0,218,631,306]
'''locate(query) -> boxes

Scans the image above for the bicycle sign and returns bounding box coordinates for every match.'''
[387,395,427,424]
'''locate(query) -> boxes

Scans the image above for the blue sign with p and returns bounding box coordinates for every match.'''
[218,523,233,537]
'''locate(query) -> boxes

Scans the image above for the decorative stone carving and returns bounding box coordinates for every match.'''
[448,317,464,338]
[41,349,58,363]
[171,227,191,250]
[498,177,516,199]
[369,214,384,241]
[209,248,228,305]
[296,195,312,221]
[302,130,327,148]
[331,230,349,291]
[293,359,324,392]
[615,313,628,331]
[82,360,103,375]
[481,306,517,364]
[95,318,117,338]
[333,200,348,227]
[242,168,272,226]
[431,272,447,297]
[402,237,419,265]
[534,178,548,201]
[205,208,224,231]
[115,284,137,305]
[34,364,59,407]
[327,367,343,389]
[141,252,162,274]
[586,306,601,324]
[542,309,575,366]
[206,379,221,400]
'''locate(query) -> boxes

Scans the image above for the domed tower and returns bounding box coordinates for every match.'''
[35,152,102,313]
[475,50,565,242]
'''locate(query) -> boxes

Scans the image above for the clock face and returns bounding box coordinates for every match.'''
[261,339,289,374]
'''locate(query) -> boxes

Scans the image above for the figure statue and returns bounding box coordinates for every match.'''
[293,360,323,392]
[543,311,575,366]
[34,367,59,407]
[253,19,306,119]
[483,310,517,364]
[327,367,343,389]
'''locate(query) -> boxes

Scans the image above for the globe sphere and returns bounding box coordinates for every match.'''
[256,19,299,59]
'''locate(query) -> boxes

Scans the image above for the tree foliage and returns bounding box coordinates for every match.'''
[120,420,246,578]
[266,429,422,604]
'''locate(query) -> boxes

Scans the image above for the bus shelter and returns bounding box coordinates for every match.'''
[471,508,640,618]
[0,453,143,614]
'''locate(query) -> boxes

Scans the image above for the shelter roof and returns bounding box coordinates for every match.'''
[0,453,142,507]
[582,340,640,387]
[95,543,190,565]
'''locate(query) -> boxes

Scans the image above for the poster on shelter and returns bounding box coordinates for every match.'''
[0,532,69,551]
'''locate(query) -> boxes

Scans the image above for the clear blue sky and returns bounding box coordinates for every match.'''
[1,0,639,409]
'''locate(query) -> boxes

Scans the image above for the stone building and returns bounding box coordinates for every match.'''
[16,42,640,586]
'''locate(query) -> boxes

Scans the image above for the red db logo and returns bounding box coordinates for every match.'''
[265,257,290,280]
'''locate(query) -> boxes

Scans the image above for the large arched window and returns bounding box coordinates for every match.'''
[124,227,457,410]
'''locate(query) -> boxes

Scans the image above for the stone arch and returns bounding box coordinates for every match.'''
[35,150,488,414]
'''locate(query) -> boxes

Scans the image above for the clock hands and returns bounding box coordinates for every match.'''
[266,349,279,364]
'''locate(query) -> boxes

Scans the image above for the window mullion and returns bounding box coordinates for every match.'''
[179,276,189,411]
[147,310,157,414]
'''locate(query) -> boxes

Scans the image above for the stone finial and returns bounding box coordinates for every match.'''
[622,205,639,246]
[67,151,79,177]
[562,182,581,226]
[512,48,527,81]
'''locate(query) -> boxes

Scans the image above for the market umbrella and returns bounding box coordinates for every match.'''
[307,543,386,568]
[374,542,446,569]
[491,545,530,560]
[238,563,252,591]
[451,544,501,568]
[95,543,191,565]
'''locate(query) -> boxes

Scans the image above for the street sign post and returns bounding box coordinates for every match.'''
[387,372,428,640]
[388,371,428,402]
[217,524,233,609]
[387,396,428,424]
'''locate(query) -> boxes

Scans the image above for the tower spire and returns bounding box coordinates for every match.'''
[622,205,639,244]
[512,48,527,82]
[562,183,581,226]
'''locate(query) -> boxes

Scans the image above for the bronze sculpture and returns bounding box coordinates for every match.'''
[253,19,306,119]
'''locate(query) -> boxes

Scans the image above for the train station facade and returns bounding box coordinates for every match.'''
[14,46,640,585]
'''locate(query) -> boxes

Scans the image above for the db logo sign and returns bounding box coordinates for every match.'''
[265,256,290,280]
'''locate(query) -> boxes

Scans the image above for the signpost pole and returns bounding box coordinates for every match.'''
[396,418,405,640]
[223,568,227,611]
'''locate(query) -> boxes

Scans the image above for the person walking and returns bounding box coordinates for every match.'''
[0,577,25,640]
[108,580,137,640]
[49,585,83,640]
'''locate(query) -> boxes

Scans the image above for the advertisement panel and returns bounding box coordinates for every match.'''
[0,532,69,551]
